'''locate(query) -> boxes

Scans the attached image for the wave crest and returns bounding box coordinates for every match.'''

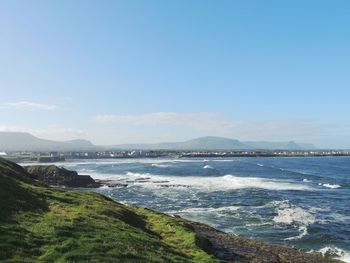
[317,246,350,263]
[272,200,315,240]
[323,183,341,189]
[221,175,309,191]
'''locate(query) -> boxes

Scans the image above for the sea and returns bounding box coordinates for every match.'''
[29,157,350,262]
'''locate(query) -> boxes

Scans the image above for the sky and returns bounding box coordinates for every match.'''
[0,0,349,148]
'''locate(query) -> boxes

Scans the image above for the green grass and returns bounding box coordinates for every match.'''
[0,158,219,263]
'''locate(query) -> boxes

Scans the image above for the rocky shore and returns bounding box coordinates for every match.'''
[24,165,101,188]
[10,162,343,262]
[192,222,341,263]
[23,164,193,189]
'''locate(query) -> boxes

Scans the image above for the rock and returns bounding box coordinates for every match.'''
[25,165,101,188]
[134,180,150,183]
[95,180,128,188]
[158,184,191,188]
[107,183,128,188]
[152,180,170,183]
[126,177,152,183]
[192,222,341,263]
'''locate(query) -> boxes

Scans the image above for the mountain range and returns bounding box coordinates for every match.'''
[0,132,316,151]
[114,136,316,150]
[0,132,96,151]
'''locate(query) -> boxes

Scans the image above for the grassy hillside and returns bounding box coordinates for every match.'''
[0,158,217,262]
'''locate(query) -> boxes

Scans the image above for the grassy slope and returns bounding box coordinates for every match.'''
[0,158,218,263]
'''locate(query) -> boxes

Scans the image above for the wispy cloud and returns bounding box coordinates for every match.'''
[94,112,326,141]
[0,101,57,111]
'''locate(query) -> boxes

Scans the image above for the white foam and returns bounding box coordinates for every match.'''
[68,166,312,192]
[284,226,308,240]
[83,172,124,180]
[203,165,214,169]
[317,246,350,263]
[323,183,341,189]
[176,206,241,214]
[220,175,309,191]
[272,200,315,240]
[257,163,264,167]
[126,171,149,176]
[146,174,310,191]
[151,163,170,168]
[128,173,311,191]
[303,179,312,183]
[273,206,315,225]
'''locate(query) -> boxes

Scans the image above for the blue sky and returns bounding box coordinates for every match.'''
[0,0,349,148]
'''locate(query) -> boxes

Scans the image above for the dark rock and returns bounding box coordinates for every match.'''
[107,183,128,188]
[158,184,191,188]
[152,180,170,183]
[135,177,151,181]
[25,165,101,188]
[95,180,128,188]
[192,222,341,263]
[134,180,150,183]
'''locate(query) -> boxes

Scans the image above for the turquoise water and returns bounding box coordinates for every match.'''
[54,157,350,262]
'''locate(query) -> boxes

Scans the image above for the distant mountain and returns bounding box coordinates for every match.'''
[243,141,317,150]
[115,136,317,150]
[0,133,317,151]
[116,136,249,150]
[0,132,96,151]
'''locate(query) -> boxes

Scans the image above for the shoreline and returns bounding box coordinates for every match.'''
[21,162,346,262]
[4,152,350,164]
[1,157,345,262]
[191,220,343,263]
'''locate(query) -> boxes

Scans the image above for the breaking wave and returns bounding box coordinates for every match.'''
[273,203,315,225]
[175,206,241,214]
[303,178,312,183]
[220,175,309,191]
[317,246,350,263]
[86,170,312,191]
[151,163,170,168]
[272,200,315,240]
[323,183,341,189]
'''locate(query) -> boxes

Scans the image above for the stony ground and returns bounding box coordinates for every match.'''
[193,222,342,263]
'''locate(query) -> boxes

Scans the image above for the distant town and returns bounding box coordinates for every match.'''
[1,149,350,163]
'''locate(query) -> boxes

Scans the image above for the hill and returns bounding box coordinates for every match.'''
[0,157,339,262]
[116,136,249,150]
[243,140,317,150]
[0,157,217,262]
[0,132,96,151]
[0,132,317,151]
[116,136,316,150]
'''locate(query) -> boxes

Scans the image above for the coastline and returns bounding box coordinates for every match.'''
[191,220,342,262]
[1,157,347,262]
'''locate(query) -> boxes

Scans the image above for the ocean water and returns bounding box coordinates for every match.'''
[38,157,350,262]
